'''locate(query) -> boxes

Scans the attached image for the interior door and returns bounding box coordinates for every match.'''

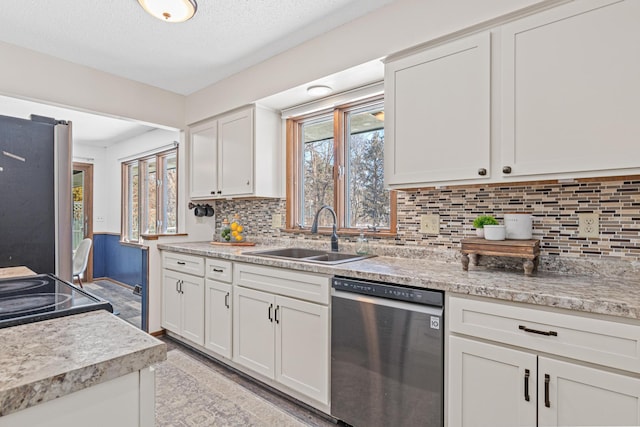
[72,163,93,282]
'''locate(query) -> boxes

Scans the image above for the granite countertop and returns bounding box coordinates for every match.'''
[0,310,166,417]
[158,241,640,321]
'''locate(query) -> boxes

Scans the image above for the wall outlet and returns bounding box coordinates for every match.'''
[578,213,599,238]
[271,213,282,228]
[420,214,440,234]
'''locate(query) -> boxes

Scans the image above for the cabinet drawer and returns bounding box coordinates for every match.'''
[206,258,233,283]
[448,295,640,374]
[234,263,330,305]
[162,252,204,277]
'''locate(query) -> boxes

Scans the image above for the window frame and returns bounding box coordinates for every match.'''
[286,95,396,236]
[121,148,179,243]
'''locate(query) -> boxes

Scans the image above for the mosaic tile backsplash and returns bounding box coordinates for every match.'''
[209,178,640,275]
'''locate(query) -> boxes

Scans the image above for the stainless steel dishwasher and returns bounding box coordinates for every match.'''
[331,276,443,427]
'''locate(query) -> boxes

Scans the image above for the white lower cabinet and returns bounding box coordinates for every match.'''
[539,357,640,427]
[449,336,536,427]
[233,264,330,406]
[448,295,640,426]
[205,279,232,359]
[162,269,205,346]
[233,286,275,377]
[0,368,155,427]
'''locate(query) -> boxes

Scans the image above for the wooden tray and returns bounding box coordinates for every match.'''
[210,241,256,246]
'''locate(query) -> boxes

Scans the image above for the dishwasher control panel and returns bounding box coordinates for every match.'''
[333,276,443,307]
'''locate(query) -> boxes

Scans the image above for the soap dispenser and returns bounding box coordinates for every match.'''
[355,230,369,255]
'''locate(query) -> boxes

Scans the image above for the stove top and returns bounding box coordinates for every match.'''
[0,273,113,329]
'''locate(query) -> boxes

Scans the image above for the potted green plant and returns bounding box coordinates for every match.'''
[473,215,498,238]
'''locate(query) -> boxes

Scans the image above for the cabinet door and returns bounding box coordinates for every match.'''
[205,279,232,359]
[385,32,490,187]
[218,108,253,197]
[189,119,218,199]
[501,0,640,177]
[448,336,537,427]
[274,295,329,405]
[233,287,275,378]
[539,357,640,427]
[161,269,182,333]
[180,274,205,346]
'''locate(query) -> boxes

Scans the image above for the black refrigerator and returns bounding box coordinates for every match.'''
[0,114,72,280]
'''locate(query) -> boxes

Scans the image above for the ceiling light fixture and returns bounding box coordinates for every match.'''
[307,85,333,97]
[138,0,198,23]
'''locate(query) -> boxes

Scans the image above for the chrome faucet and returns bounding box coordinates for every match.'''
[310,205,339,252]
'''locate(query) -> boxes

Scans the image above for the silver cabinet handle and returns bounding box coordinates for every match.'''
[224,292,230,308]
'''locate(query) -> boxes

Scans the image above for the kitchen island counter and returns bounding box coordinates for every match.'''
[0,310,166,418]
[159,241,640,321]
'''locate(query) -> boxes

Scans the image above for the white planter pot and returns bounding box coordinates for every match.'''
[484,225,506,241]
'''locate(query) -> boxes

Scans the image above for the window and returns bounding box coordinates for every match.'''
[122,149,178,242]
[287,96,395,234]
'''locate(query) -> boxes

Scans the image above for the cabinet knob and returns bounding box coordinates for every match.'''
[210,191,216,195]
[477,168,487,176]
[246,180,250,186]
[502,166,512,174]
[217,190,222,194]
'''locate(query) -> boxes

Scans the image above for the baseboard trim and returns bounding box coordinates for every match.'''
[92,276,135,290]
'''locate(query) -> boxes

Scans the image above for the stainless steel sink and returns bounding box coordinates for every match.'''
[244,248,375,265]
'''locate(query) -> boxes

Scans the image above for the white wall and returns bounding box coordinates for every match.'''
[0,41,184,130]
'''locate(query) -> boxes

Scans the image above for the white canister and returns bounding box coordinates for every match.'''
[504,213,533,239]
[483,225,506,240]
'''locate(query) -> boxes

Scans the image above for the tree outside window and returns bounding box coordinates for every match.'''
[122,149,178,242]
[287,96,395,234]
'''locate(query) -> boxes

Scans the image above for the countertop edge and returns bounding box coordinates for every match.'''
[158,242,640,321]
[0,311,167,417]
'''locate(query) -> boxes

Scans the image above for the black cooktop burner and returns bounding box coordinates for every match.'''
[0,273,113,328]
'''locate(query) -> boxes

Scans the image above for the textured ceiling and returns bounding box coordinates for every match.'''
[0,0,392,95]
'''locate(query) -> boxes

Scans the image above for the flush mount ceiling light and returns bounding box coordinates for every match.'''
[137,0,198,23]
[307,85,333,97]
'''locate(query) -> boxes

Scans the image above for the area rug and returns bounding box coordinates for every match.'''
[154,350,307,426]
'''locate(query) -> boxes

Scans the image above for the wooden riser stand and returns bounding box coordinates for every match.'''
[461,238,540,275]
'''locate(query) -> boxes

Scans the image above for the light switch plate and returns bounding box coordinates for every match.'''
[578,213,599,238]
[271,213,282,228]
[420,214,440,234]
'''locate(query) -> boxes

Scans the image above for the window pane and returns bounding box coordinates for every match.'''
[141,158,157,234]
[161,152,178,233]
[301,117,334,227]
[346,107,389,229]
[128,163,139,241]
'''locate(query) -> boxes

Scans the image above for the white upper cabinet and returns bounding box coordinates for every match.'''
[189,119,218,199]
[501,0,640,178]
[189,104,281,199]
[384,32,491,188]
